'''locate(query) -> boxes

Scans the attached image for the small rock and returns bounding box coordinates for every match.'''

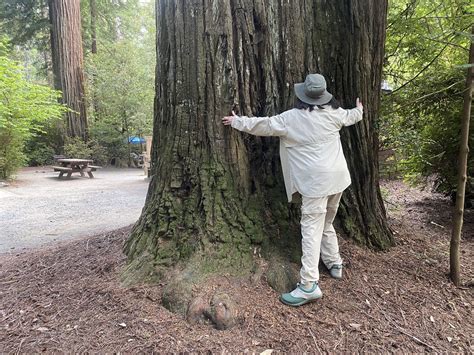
[118,323,127,328]
[208,293,238,330]
[349,323,362,330]
[36,327,49,332]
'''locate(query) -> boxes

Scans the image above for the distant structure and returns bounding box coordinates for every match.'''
[381,80,393,94]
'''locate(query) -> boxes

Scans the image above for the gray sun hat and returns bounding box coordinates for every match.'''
[294,74,333,105]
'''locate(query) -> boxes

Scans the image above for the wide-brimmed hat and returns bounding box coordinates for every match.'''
[294,74,333,105]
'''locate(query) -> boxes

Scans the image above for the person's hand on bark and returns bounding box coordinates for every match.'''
[356,97,363,110]
[222,111,237,126]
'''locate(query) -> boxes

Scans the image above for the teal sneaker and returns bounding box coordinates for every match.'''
[329,264,343,279]
[280,282,322,307]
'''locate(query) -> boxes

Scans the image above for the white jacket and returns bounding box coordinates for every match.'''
[231,106,363,202]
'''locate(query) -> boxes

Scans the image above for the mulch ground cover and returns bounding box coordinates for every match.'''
[1,180,473,353]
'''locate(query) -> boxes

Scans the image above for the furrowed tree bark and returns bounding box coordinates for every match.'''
[450,26,473,286]
[49,0,88,140]
[124,0,393,309]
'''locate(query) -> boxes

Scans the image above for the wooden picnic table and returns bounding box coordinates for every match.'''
[52,158,102,179]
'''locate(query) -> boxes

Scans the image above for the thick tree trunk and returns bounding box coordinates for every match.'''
[49,0,88,140]
[450,26,473,286]
[124,0,393,305]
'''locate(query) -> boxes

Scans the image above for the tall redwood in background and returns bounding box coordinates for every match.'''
[124,0,393,287]
[49,0,88,139]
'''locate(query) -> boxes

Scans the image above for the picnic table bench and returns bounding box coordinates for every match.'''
[52,158,102,179]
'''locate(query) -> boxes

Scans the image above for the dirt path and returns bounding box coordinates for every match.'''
[0,180,472,352]
[0,167,149,254]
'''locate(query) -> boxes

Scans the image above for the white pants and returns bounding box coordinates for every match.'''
[300,193,343,284]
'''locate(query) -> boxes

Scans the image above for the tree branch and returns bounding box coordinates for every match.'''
[412,80,464,102]
[391,43,450,94]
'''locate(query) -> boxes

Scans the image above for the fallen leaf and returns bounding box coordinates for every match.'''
[429,316,435,322]
[118,323,127,328]
[447,337,453,343]
[365,299,371,308]
[260,350,274,355]
[36,327,49,332]
[349,323,362,329]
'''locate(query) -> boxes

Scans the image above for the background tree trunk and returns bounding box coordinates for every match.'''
[49,0,88,140]
[90,0,97,54]
[450,26,473,286]
[124,0,393,303]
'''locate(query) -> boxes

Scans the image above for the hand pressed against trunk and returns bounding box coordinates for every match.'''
[222,111,237,125]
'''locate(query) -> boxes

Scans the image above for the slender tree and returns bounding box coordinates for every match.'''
[90,0,97,54]
[124,0,393,309]
[450,27,473,286]
[49,0,88,140]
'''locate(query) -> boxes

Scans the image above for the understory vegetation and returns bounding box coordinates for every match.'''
[0,42,65,178]
[0,0,154,178]
[380,0,473,195]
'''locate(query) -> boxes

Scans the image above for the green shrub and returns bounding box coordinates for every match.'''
[0,133,25,178]
[63,137,93,159]
[27,143,56,166]
[89,122,129,164]
[89,139,109,166]
[0,42,65,179]
[63,136,109,166]
[381,0,472,194]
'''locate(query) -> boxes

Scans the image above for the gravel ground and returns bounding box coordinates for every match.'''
[0,167,149,254]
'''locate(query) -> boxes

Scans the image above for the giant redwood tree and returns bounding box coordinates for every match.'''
[124,0,393,310]
[49,0,88,139]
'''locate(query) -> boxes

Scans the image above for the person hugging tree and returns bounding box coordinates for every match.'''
[222,73,364,307]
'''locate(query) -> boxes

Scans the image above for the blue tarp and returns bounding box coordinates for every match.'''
[128,136,146,144]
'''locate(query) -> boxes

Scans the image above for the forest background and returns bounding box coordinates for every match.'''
[0,0,472,192]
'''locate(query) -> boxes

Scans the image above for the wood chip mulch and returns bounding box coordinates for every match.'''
[1,180,473,353]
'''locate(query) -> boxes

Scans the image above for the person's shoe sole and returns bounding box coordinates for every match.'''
[279,294,322,307]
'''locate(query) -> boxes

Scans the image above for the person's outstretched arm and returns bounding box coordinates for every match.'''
[222,111,287,137]
[338,98,364,127]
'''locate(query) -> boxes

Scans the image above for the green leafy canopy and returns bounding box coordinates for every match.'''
[381,0,473,192]
[0,41,66,178]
